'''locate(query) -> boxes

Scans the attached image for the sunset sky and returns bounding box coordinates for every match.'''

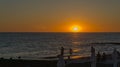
[0,0,120,32]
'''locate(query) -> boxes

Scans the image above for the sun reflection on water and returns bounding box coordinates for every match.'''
[71,55,82,59]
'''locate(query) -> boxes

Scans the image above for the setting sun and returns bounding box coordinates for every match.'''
[71,25,82,32]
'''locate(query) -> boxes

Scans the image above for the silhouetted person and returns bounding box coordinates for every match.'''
[68,56,70,60]
[91,46,96,67]
[60,47,64,56]
[69,48,73,59]
[69,48,73,56]
[102,52,106,61]
[91,46,95,53]
[10,57,13,60]
[96,51,101,62]
[18,56,21,59]
[0,57,4,60]
[112,48,118,67]
[57,55,65,67]
[117,51,120,56]
[67,56,71,64]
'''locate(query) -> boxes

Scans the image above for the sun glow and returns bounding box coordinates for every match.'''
[71,25,82,32]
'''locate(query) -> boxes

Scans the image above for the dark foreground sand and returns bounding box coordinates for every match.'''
[0,59,119,67]
[0,59,57,67]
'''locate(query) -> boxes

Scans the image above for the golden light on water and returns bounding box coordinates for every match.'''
[73,49,80,52]
[71,25,82,32]
[71,55,82,59]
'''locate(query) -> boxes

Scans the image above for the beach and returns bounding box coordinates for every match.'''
[0,59,57,67]
[1,0,120,66]
[0,33,120,67]
[0,57,119,67]
[0,46,120,67]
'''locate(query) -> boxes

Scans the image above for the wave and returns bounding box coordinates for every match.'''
[91,42,120,45]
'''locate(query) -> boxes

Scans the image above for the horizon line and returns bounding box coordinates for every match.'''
[0,32,120,33]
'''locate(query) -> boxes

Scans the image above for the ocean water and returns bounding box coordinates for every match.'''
[0,32,120,60]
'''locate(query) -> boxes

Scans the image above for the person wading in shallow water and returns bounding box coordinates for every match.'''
[101,52,106,61]
[57,47,65,67]
[69,48,73,59]
[96,51,101,62]
[91,46,96,67]
[61,47,64,56]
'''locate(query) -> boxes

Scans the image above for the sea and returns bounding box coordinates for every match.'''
[0,32,120,60]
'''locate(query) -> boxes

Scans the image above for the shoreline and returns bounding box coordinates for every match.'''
[0,55,119,67]
[0,57,118,67]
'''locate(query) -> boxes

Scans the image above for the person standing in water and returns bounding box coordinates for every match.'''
[69,48,73,56]
[57,47,65,67]
[91,46,96,67]
[61,47,64,56]
[69,48,73,59]
[96,51,101,62]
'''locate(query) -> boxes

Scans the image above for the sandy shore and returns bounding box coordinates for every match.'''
[0,57,120,67]
[0,59,57,67]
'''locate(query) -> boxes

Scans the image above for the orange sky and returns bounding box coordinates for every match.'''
[0,0,120,32]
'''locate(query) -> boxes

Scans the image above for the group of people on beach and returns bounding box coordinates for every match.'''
[60,46,73,58]
[58,46,120,67]
[96,50,120,62]
[96,52,106,62]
